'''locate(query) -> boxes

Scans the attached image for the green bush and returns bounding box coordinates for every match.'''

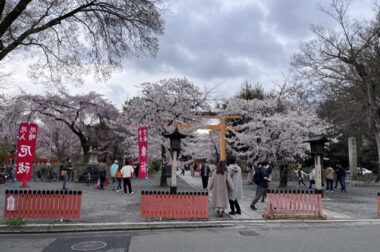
[5,218,26,226]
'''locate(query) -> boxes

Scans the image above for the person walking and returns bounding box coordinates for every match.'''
[200,161,211,189]
[115,165,123,192]
[335,164,347,192]
[121,159,134,195]
[208,161,233,218]
[98,159,107,190]
[61,164,69,190]
[294,166,307,188]
[180,164,186,176]
[250,160,272,210]
[227,156,243,215]
[325,166,335,192]
[67,159,73,181]
[308,167,316,189]
[110,160,119,190]
[247,162,255,185]
[252,162,266,202]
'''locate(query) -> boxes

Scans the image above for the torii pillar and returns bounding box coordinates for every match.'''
[198,115,241,161]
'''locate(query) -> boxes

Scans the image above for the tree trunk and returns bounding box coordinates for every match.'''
[80,139,90,164]
[278,165,289,188]
[374,126,380,182]
[160,164,168,187]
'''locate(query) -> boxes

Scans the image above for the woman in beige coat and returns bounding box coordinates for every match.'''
[208,161,233,217]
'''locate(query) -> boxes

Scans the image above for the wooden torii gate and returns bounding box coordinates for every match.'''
[175,114,241,161]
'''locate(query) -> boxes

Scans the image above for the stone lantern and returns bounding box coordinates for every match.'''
[304,135,330,193]
[164,128,187,193]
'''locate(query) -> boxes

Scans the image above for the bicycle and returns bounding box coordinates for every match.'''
[33,166,58,182]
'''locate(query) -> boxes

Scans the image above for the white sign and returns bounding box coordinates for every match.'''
[7,195,16,211]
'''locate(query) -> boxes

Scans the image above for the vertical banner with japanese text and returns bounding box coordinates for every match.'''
[138,126,148,178]
[15,123,38,182]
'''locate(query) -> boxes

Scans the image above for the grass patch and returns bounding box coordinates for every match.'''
[4,218,27,226]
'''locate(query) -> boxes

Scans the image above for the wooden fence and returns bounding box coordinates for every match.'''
[4,189,82,219]
[140,191,208,220]
[263,189,324,220]
[377,193,380,217]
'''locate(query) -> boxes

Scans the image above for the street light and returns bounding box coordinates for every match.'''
[164,128,187,194]
[304,135,331,194]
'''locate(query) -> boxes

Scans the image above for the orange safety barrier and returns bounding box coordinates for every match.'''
[140,191,208,220]
[4,189,82,219]
[263,189,324,220]
[378,193,380,217]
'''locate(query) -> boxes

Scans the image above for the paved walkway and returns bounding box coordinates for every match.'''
[0,171,379,225]
[177,171,376,220]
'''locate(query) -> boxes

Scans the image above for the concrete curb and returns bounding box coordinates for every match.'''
[1,219,380,234]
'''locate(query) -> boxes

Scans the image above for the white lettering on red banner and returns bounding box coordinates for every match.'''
[138,126,148,178]
[15,123,38,182]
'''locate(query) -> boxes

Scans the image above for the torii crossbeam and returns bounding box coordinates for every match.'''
[174,114,241,161]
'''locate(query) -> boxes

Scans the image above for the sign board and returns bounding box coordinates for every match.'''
[15,123,38,182]
[138,126,148,178]
[6,195,16,211]
[348,137,357,178]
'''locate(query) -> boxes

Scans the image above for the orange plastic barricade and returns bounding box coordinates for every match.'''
[4,189,82,220]
[263,189,324,220]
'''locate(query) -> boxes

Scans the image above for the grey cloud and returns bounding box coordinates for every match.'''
[264,0,322,39]
[127,0,287,82]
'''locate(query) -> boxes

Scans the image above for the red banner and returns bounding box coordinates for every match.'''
[138,126,148,178]
[15,123,38,182]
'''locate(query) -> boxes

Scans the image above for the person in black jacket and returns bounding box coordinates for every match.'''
[335,164,347,192]
[200,161,211,189]
[250,160,272,210]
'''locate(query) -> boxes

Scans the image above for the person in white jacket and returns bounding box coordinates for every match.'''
[121,160,134,195]
[309,168,316,189]
[227,155,243,215]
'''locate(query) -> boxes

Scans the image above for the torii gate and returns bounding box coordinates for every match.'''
[175,114,241,161]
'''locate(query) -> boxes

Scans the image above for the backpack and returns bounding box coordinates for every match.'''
[253,169,262,185]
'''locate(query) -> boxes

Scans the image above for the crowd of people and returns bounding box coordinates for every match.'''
[57,152,349,218]
[205,158,349,217]
[60,158,136,195]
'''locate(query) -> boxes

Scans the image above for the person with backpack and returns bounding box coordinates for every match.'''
[250,160,272,210]
[109,160,119,190]
[294,166,307,188]
[252,162,266,202]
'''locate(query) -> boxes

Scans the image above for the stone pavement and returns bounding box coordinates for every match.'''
[0,171,379,227]
[177,170,379,220]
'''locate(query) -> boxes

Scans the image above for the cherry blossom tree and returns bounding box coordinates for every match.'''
[223,98,329,165]
[0,0,164,85]
[122,78,211,159]
[18,91,121,162]
[36,117,81,163]
[181,131,219,162]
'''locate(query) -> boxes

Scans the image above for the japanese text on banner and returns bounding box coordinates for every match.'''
[138,126,148,178]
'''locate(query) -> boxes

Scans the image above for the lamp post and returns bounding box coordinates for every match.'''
[164,128,187,194]
[305,135,330,194]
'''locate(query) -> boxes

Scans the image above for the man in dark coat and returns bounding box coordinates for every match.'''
[200,161,211,189]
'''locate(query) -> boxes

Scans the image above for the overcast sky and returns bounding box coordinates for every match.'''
[1,0,377,109]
